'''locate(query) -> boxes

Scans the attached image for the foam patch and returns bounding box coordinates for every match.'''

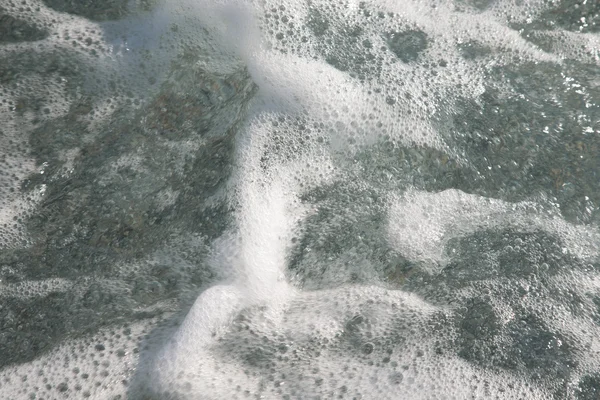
[1,0,599,399]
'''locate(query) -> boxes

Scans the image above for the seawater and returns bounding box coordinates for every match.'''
[0,0,599,399]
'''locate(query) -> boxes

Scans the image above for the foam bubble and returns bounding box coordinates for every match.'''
[140,284,554,399]
[135,0,600,397]
[2,0,600,399]
[0,320,153,400]
[387,189,600,269]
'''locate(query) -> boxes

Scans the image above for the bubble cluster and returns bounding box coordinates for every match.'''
[140,285,558,399]
[387,189,600,269]
[130,0,600,398]
[1,0,600,399]
[0,320,155,400]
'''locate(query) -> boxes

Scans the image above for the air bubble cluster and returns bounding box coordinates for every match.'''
[1,0,600,399]
[0,320,154,400]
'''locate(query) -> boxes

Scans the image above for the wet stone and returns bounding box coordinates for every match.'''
[41,0,130,21]
[386,30,428,63]
[576,374,600,400]
[0,8,48,43]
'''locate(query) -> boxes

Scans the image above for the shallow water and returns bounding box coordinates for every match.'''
[0,0,599,399]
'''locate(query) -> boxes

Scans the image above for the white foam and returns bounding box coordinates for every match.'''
[146,118,308,392]
[3,0,600,398]
[139,0,599,397]
[143,284,552,399]
[0,320,152,400]
[387,189,600,269]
